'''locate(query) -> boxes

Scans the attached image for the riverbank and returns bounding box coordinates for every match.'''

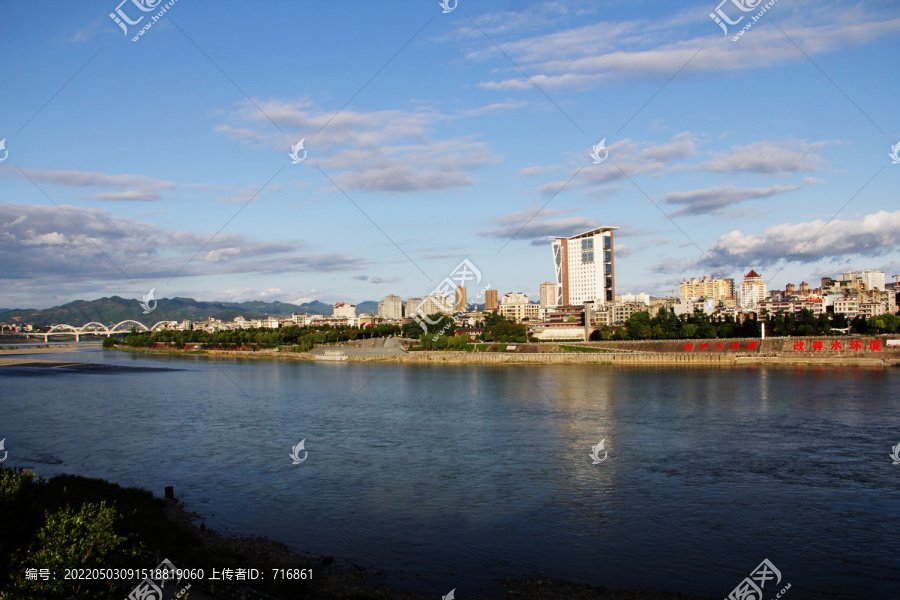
[110,344,900,367]
[0,343,90,355]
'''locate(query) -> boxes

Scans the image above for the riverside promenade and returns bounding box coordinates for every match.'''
[88,336,900,367]
[368,336,900,367]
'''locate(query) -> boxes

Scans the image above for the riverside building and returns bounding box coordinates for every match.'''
[550,226,617,306]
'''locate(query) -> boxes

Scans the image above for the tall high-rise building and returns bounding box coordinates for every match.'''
[417,294,454,316]
[551,226,617,306]
[404,298,423,318]
[454,286,467,313]
[485,289,499,311]
[378,294,403,320]
[739,270,766,309]
[539,281,556,307]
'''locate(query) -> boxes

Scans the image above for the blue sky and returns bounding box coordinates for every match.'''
[2,0,899,309]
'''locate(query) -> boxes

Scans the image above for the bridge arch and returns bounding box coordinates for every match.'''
[150,321,178,331]
[46,324,78,334]
[79,322,110,333]
[109,320,150,334]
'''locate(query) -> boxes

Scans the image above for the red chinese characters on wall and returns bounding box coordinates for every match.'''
[681,338,885,353]
[682,341,759,351]
[788,339,883,352]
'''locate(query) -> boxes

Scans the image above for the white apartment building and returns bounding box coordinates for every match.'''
[378,294,403,320]
[839,270,886,291]
[499,303,541,322]
[616,292,651,305]
[501,292,530,305]
[249,317,280,329]
[859,302,887,318]
[411,294,454,317]
[551,226,617,306]
[333,302,356,318]
[833,297,859,319]
[739,270,767,310]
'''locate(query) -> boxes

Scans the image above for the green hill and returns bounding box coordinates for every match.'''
[0,297,359,327]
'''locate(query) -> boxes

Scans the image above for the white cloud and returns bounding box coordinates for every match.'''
[703,209,900,268]
[468,5,900,91]
[0,204,369,287]
[662,184,800,217]
[216,99,500,193]
[677,140,826,175]
[204,248,242,263]
[479,209,602,246]
[8,167,175,201]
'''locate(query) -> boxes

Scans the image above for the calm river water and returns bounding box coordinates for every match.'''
[1,344,898,599]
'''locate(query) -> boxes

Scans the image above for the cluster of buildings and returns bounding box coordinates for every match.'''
[187,307,378,333]
[7,226,898,340]
[675,269,898,322]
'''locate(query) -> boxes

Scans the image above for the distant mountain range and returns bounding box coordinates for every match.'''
[0,296,381,327]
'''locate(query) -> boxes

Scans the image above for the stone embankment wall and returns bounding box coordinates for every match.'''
[388,351,894,366]
[397,352,745,365]
[580,336,899,358]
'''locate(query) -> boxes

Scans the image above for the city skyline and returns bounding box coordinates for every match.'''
[3,1,900,310]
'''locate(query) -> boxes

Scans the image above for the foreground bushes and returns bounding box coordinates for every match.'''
[0,469,200,600]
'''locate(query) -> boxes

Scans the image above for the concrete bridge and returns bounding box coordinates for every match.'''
[28,320,178,342]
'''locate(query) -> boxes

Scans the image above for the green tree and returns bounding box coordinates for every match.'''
[697,323,718,339]
[679,323,698,338]
[1,500,138,600]
[0,470,44,586]
[624,311,652,339]
[480,311,505,329]
[401,320,425,338]
[488,320,526,342]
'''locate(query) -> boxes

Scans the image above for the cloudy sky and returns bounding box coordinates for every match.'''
[2,0,899,309]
